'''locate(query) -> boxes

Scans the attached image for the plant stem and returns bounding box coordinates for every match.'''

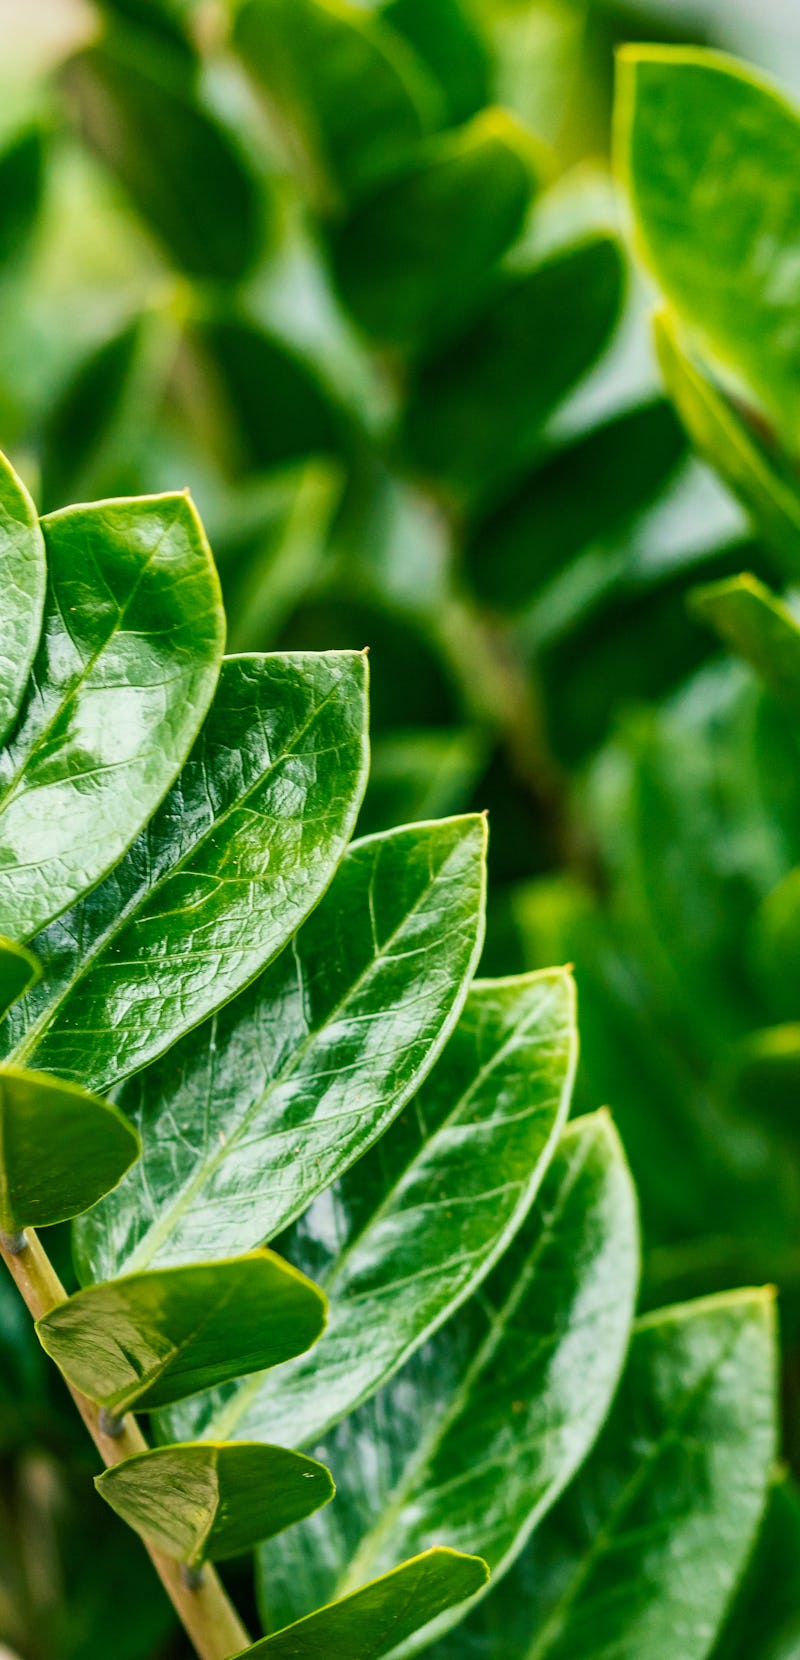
[0,1228,252,1660]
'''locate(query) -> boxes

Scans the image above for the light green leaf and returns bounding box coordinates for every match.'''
[330,109,541,347]
[244,1550,489,1660]
[691,574,800,717]
[0,449,46,748]
[616,45,800,447]
[0,939,39,1023]
[75,815,487,1281]
[35,1249,326,1414]
[0,1066,140,1234]
[95,1442,334,1568]
[255,1112,638,1647]
[176,968,577,1448]
[3,651,368,1092]
[0,490,224,943]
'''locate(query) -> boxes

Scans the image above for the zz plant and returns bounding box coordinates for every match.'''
[0,441,781,1660]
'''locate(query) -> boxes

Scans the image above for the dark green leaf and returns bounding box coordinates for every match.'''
[711,1475,800,1660]
[75,816,487,1281]
[4,652,368,1092]
[96,1442,334,1567]
[188,318,346,477]
[691,574,800,717]
[0,448,46,748]
[358,727,486,838]
[381,0,491,124]
[752,869,800,1024]
[0,938,39,1022]
[0,123,45,269]
[0,1067,140,1233]
[36,1248,326,1414]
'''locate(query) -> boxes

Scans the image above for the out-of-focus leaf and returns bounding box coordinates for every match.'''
[330,109,541,347]
[96,1442,334,1567]
[234,0,441,207]
[255,1113,638,1646]
[726,1025,800,1131]
[0,124,45,270]
[36,1249,325,1413]
[75,816,487,1281]
[166,968,577,1447]
[0,940,38,1023]
[0,1067,140,1234]
[691,574,800,717]
[246,1551,488,1659]
[358,727,486,837]
[4,652,368,1092]
[381,0,491,124]
[711,1475,800,1660]
[0,489,224,943]
[616,46,800,448]
[400,234,624,505]
[0,449,45,749]
[66,37,265,280]
[224,462,344,653]
[752,869,800,1024]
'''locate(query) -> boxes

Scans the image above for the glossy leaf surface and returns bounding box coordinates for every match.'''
[0,1067,140,1234]
[76,816,487,1281]
[255,1113,638,1644]
[36,1249,325,1414]
[0,450,45,749]
[4,651,368,1092]
[96,1442,334,1567]
[0,939,39,1023]
[179,968,578,1447]
[691,574,800,716]
[0,491,223,943]
[244,1551,489,1660]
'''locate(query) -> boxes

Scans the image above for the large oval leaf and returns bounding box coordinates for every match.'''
[0,1067,140,1234]
[0,450,45,749]
[36,1249,326,1414]
[0,491,224,942]
[173,968,578,1447]
[75,816,487,1282]
[254,1112,638,1645]
[3,651,368,1091]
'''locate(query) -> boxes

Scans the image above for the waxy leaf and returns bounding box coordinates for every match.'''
[0,1067,140,1234]
[0,450,45,748]
[244,1550,489,1660]
[0,491,224,943]
[75,815,487,1282]
[179,968,578,1448]
[691,574,800,717]
[0,939,39,1023]
[36,1249,326,1414]
[617,46,800,446]
[4,652,368,1092]
[330,110,541,347]
[255,1113,638,1643]
[96,1442,334,1567]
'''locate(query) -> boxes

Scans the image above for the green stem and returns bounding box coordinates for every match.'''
[0,1229,252,1660]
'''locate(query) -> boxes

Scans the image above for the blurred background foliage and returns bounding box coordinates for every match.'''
[5,0,800,1656]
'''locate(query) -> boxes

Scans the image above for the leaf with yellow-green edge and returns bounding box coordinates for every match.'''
[0,449,45,749]
[35,1249,326,1415]
[0,490,224,943]
[242,1551,489,1660]
[616,45,800,449]
[0,1067,140,1235]
[690,574,800,718]
[75,815,487,1282]
[0,940,39,1023]
[330,109,542,348]
[95,1442,334,1568]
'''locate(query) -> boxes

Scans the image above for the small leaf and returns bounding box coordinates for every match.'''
[0,448,46,748]
[0,490,224,942]
[96,1442,334,1568]
[75,815,487,1281]
[5,652,368,1091]
[691,573,800,716]
[36,1249,325,1414]
[0,938,39,1022]
[330,109,541,347]
[243,1550,489,1660]
[0,1067,140,1234]
[188,317,346,477]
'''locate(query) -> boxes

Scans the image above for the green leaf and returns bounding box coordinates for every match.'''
[655,310,800,576]
[174,968,578,1448]
[329,109,541,347]
[234,0,442,208]
[691,574,800,717]
[0,490,224,944]
[711,1475,800,1660]
[473,1289,777,1660]
[0,449,46,749]
[400,234,625,505]
[358,727,486,838]
[244,1550,489,1660]
[255,1112,638,1645]
[95,1442,334,1567]
[616,46,800,448]
[188,317,346,477]
[0,938,39,1022]
[0,123,45,269]
[752,869,800,1024]
[382,0,491,124]
[75,815,487,1281]
[35,1248,326,1414]
[0,1066,140,1234]
[67,36,265,281]
[3,651,368,1092]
